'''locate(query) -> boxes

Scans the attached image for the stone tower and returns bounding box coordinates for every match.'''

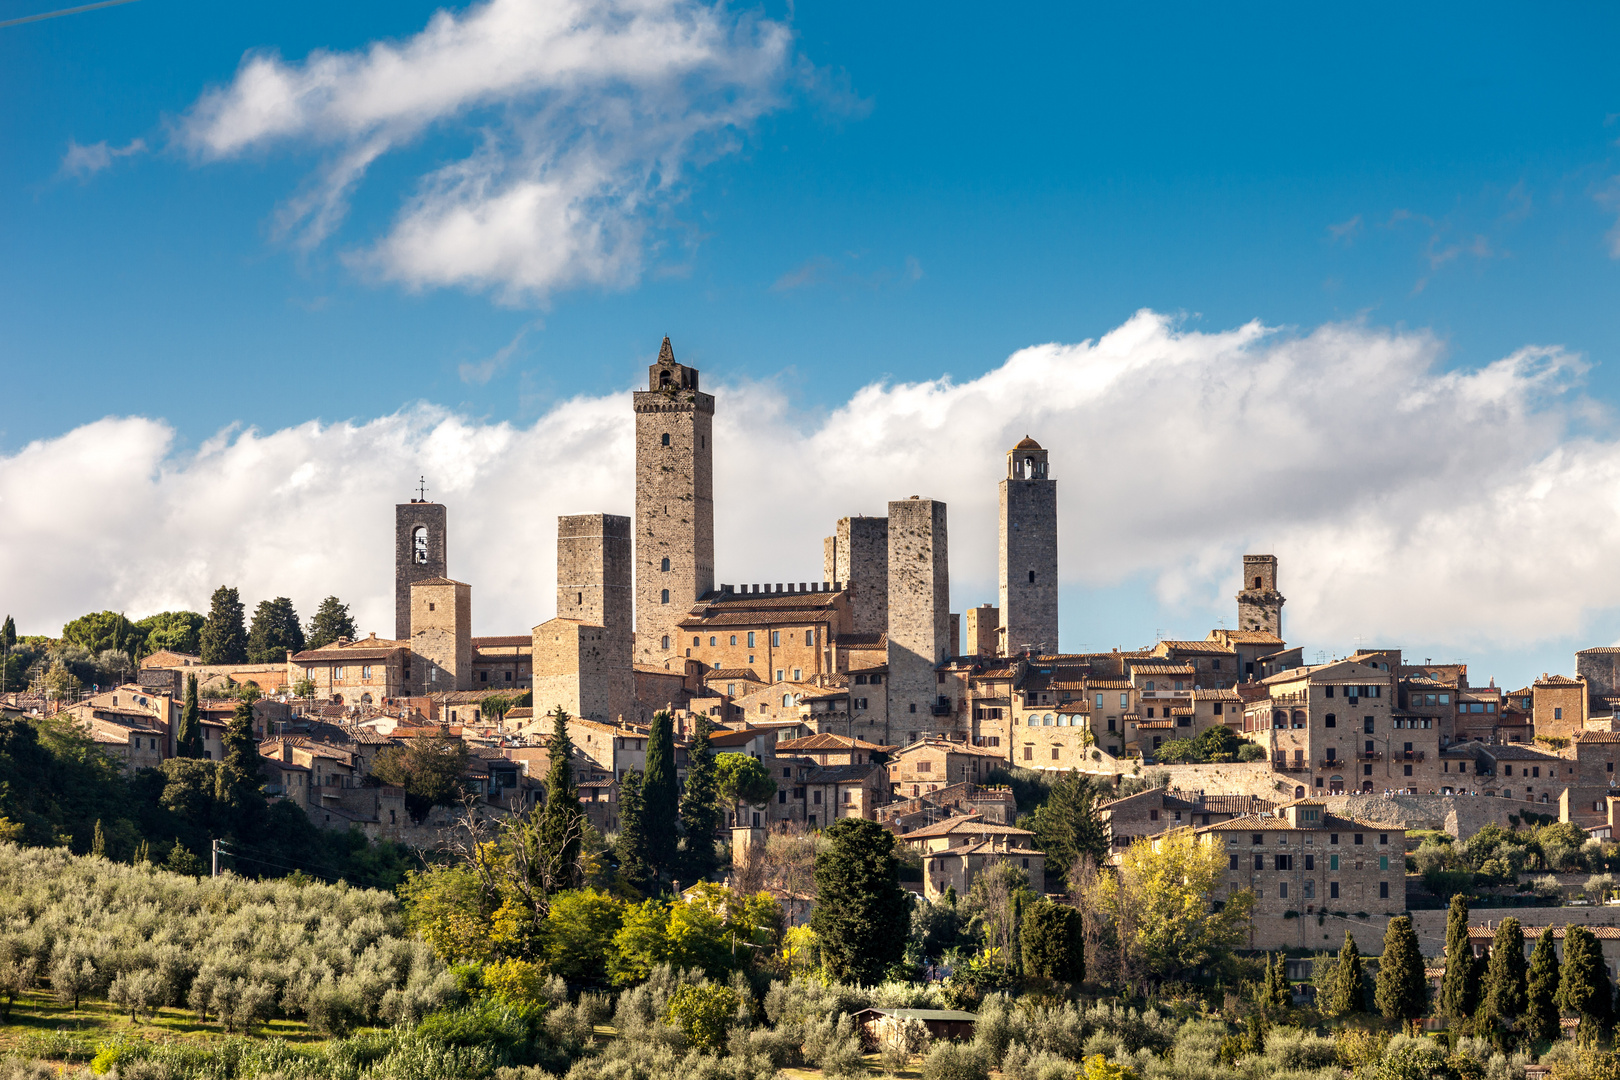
[633,338,715,666]
[822,515,889,635]
[1236,554,1285,636]
[887,497,950,740]
[409,577,471,692]
[395,499,448,641]
[998,437,1058,657]
[557,513,633,636]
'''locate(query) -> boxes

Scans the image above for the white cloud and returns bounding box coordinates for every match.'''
[60,138,146,179]
[5,312,1619,678]
[179,0,793,301]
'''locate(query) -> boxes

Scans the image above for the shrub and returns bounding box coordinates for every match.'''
[921,1041,990,1080]
[1078,1055,1139,1080]
[485,959,549,1007]
[666,984,741,1052]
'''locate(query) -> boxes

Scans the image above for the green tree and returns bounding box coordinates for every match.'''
[176,674,203,759]
[214,698,264,831]
[811,817,910,985]
[400,865,492,962]
[642,711,679,883]
[1098,831,1253,981]
[200,587,248,664]
[371,732,470,821]
[1,616,14,649]
[305,596,356,650]
[665,984,740,1051]
[134,611,205,656]
[1375,915,1429,1023]
[1021,898,1084,981]
[246,597,305,663]
[1525,925,1561,1045]
[1559,924,1613,1041]
[541,888,625,983]
[1325,931,1366,1016]
[60,611,144,660]
[1155,724,1244,765]
[716,752,777,814]
[1440,893,1480,1026]
[537,708,583,892]
[614,770,654,895]
[1025,771,1108,873]
[1477,916,1528,1037]
[679,717,723,883]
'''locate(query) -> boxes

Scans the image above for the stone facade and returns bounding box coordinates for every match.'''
[998,438,1058,657]
[964,604,999,657]
[395,500,448,641]
[410,578,473,693]
[633,338,715,668]
[1235,554,1284,637]
[531,619,623,723]
[1533,674,1588,739]
[922,840,1044,900]
[824,516,889,636]
[888,737,1004,798]
[540,514,634,721]
[887,497,953,735]
[289,637,410,705]
[557,513,633,636]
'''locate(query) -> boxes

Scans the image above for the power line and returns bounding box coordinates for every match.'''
[0,0,140,30]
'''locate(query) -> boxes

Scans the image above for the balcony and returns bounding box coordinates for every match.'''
[1358,750,1383,761]
[1400,750,1426,762]
[1273,758,1309,772]
[930,699,953,717]
[1318,756,1345,769]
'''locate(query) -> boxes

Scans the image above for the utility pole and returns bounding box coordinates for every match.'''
[211,838,221,878]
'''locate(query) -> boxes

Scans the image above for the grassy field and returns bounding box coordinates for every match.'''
[0,992,327,1063]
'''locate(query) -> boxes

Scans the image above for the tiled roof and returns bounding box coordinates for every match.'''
[837,633,887,648]
[292,647,401,662]
[1136,719,1176,729]
[1192,689,1243,701]
[894,739,1006,758]
[1482,745,1564,761]
[707,729,769,747]
[1536,675,1583,686]
[1195,811,1389,833]
[1198,794,1276,815]
[472,635,531,648]
[694,590,844,611]
[1469,924,1620,941]
[924,839,1042,859]
[679,610,836,628]
[903,818,1034,839]
[1131,664,1196,675]
[1576,732,1620,744]
[1221,631,1286,645]
[1086,680,1132,689]
[1156,641,1236,654]
[776,733,896,752]
[704,668,763,682]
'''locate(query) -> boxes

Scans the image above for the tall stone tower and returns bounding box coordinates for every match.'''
[887,497,950,740]
[1235,554,1285,636]
[395,498,448,641]
[633,338,715,666]
[822,515,889,635]
[409,578,472,692]
[534,514,633,723]
[998,437,1058,657]
[558,514,633,636]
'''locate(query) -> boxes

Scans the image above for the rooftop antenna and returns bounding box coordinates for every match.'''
[416,476,429,503]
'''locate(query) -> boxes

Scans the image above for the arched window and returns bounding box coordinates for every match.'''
[412,526,429,564]
[1043,714,1054,726]
[661,589,669,604]
[360,693,373,705]
[1295,786,1305,798]
[692,636,700,647]
[661,557,670,571]
[783,694,792,707]
[661,635,670,650]
[1027,715,1038,726]
[661,432,670,446]
[1292,710,1306,727]
[729,635,737,646]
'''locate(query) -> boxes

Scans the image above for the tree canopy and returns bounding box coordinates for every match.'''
[246,597,305,663]
[200,587,248,665]
[1097,830,1253,982]
[641,711,679,885]
[716,753,777,808]
[135,610,205,656]
[1025,771,1108,873]
[372,732,471,821]
[811,818,910,985]
[1374,915,1428,1023]
[305,596,357,650]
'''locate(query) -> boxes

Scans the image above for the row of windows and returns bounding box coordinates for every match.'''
[1026,713,1082,726]
[330,665,373,680]
[1094,693,1131,708]
[690,630,816,648]
[1243,880,1390,900]
[1230,852,1391,872]
[1324,685,1383,698]
[1233,831,1386,846]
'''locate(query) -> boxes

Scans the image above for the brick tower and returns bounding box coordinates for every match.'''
[395,497,448,641]
[1236,554,1285,636]
[633,338,715,666]
[998,436,1058,657]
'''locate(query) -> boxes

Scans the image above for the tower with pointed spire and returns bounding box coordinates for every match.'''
[632,337,715,667]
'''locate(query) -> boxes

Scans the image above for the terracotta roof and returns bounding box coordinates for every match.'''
[894,739,1005,758]
[904,818,1034,839]
[1195,811,1392,833]
[837,633,888,648]
[1131,664,1196,676]
[707,729,771,748]
[704,669,763,682]
[1482,745,1564,761]
[1086,680,1132,689]
[924,839,1041,859]
[1136,719,1176,729]
[1156,640,1238,654]
[411,577,467,587]
[776,733,896,752]
[1576,732,1620,744]
[1221,631,1286,645]
[678,610,836,629]
[1192,689,1243,701]
[292,647,401,662]
[472,635,531,648]
[1536,675,1583,686]
[1469,924,1620,941]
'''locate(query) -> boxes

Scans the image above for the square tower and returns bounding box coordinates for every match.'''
[396,500,448,640]
[964,604,1000,657]
[557,513,632,635]
[1236,554,1285,636]
[998,437,1058,657]
[822,515,889,635]
[633,338,715,666]
[887,497,950,733]
[409,578,471,692]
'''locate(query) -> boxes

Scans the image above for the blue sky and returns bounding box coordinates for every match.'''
[4,0,1620,687]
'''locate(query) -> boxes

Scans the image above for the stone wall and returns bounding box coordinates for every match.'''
[964,604,999,658]
[410,579,472,692]
[1328,792,1539,837]
[1142,761,1295,801]
[1255,903,1620,957]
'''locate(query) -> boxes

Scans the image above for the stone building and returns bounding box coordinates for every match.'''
[289,635,410,705]
[531,514,634,723]
[395,498,448,641]
[634,338,715,668]
[410,578,473,692]
[886,497,954,735]
[676,586,850,683]
[899,817,1037,853]
[998,437,1058,657]
[922,838,1044,900]
[1196,800,1406,949]
[1532,674,1589,740]
[1097,788,1275,851]
[888,737,1004,798]
[823,515,890,636]
[1235,554,1285,637]
[963,604,999,657]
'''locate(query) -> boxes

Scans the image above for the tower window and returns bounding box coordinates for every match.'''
[661,589,669,604]
[412,526,429,565]
[661,557,670,571]
[661,433,670,446]
[577,592,583,605]
[730,635,737,646]
[1254,576,1262,588]
[661,635,670,650]
[1028,570,1036,583]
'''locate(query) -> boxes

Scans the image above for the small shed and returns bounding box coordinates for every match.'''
[853,1007,978,1048]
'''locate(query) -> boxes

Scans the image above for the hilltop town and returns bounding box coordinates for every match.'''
[11,338,1620,959]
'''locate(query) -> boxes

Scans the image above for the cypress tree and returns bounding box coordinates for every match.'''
[305,597,357,650]
[1558,924,1612,1041]
[536,707,583,892]
[1477,917,1528,1038]
[1328,931,1366,1016]
[2,615,14,648]
[1440,893,1480,1026]
[1375,915,1428,1023]
[1525,925,1561,1046]
[214,696,264,833]
[245,597,304,663]
[641,710,679,883]
[614,770,654,895]
[199,587,247,664]
[678,716,723,883]
[811,818,910,985]
[1021,898,1084,982]
[177,674,202,758]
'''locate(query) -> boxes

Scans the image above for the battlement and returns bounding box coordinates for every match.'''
[715,581,844,597]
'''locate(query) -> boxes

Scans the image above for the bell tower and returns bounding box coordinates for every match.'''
[395,483,447,641]
[1235,554,1284,636]
[632,338,715,666]
[998,437,1058,657]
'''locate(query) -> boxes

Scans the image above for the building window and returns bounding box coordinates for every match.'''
[777,790,787,803]
[661,433,670,446]
[805,630,814,646]
[1555,707,1563,720]
[1278,882,1288,899]
[1380,855,1390,871]
[480,671,488,683]
[661,557,671,571]
[1253,853,1264,870]
[709,636,717,646]
[1380,881,1390,899]
[1023,746,1032,761]
[772,631,781,647]
[793,669,802,681]
[693,636,701,647]
[334,666,345,679]
[1330,881,1340,899]
[1304,853,1314,870]
[1354,834,1364,845]
[1228,853,1238,869]
[362,665,372,679]
[661,635,670,650]
[1120,693,1129,708]
[661,589,670,604]
[747,632,756,648]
